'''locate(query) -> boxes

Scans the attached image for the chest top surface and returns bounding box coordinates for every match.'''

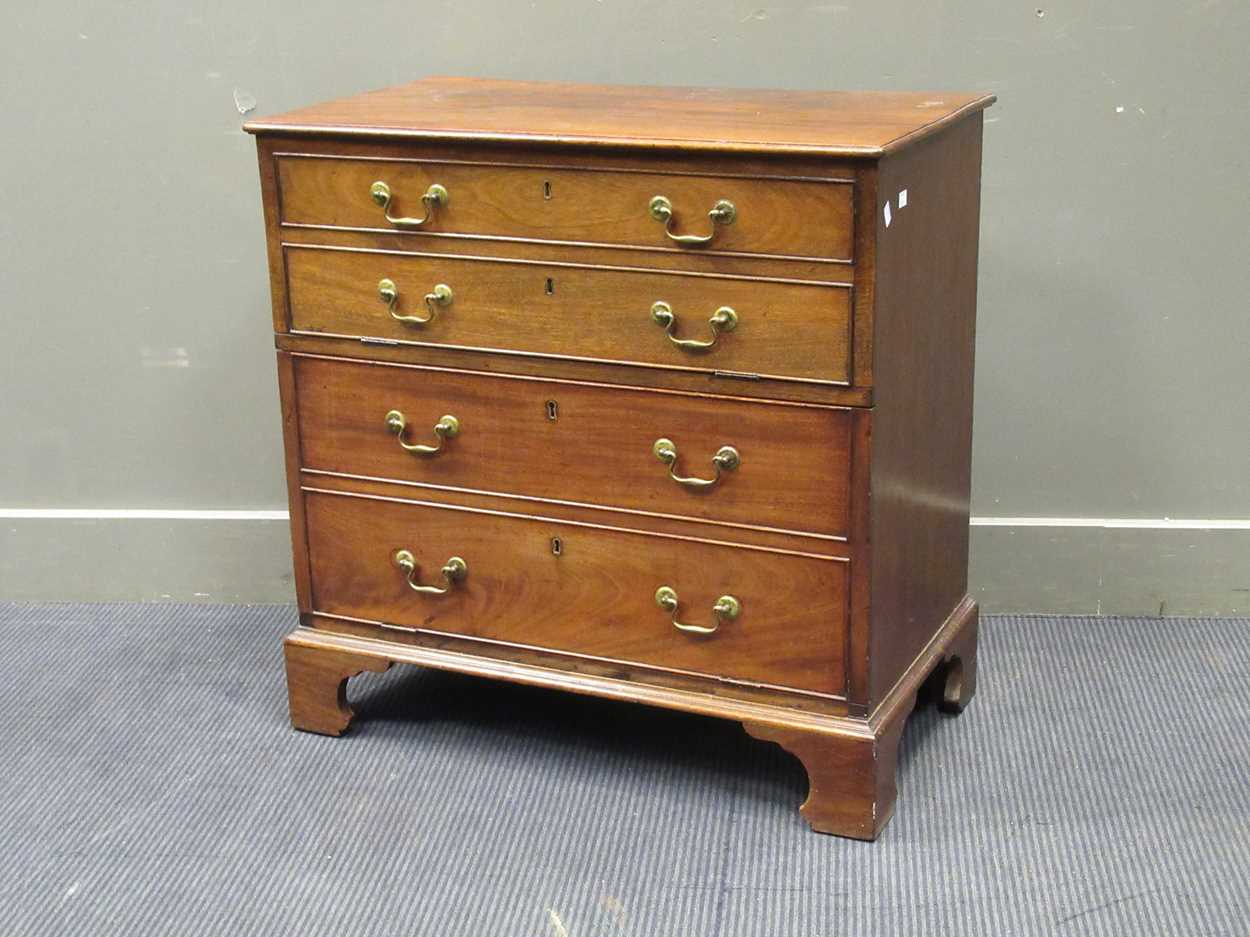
[243,75,994,157]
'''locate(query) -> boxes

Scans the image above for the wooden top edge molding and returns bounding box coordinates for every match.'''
[243,75,996,158]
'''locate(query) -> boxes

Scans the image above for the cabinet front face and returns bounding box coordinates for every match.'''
[303,489,849,697]
[252,77,991,840]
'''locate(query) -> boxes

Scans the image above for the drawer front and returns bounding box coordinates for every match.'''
[304,489,848,696]
[276,156,854,261]
[286,246,852,385]
[295,356,852,539]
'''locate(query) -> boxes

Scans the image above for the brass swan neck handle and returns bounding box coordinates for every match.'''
[394,549,467,595]
[378,278,453,326]
[653,437,739,489]
[385,409,460,456]
[648,195,736,246]
[651,301,737,350]
[655,586,740,635]
[370,180,448,228]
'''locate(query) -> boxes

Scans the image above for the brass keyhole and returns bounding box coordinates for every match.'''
[551,537,563,556]
[545,277,554,295]
[543,180,553,200]
[545,400,559,421]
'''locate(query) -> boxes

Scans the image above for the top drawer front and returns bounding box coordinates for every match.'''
[275,156,854,261]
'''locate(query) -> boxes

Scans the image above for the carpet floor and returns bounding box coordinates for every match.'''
[0,603,1246,936]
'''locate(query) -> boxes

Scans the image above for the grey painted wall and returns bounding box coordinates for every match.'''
[3,1,1248,611]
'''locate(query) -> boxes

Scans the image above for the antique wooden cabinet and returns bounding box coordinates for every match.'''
[245,77,993,839]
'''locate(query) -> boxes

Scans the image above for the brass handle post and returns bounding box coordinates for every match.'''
[652,437,739,489]
[655,586,740,635]
[394,549,467,595]
[385,409,460,455]
[651,300,737,351]
[648,195,736,246]
[370,180,448,228]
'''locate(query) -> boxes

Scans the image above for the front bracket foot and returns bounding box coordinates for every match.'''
[283,631,392,736]
[743,713,909,840]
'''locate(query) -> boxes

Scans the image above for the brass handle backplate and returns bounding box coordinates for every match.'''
[385,409,460,455]
[370,180,448,228]
[648,195,736,246]
[394,549,467,595]
[378,278,453,326]
[653,437,740,489]
[651,301,737,351]
[655,586,740,635]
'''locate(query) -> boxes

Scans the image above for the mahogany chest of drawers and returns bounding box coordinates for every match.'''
[245,77,993,839]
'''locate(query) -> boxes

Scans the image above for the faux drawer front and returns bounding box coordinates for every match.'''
[276,156,854,261]
[286,246,852,385]
[295,356,853,539]
[304,489,848,696]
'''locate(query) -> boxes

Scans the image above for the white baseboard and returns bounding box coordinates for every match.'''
[0,509,289,520]
[5,508,1248,530]
[1,511,1245,614]
[970,516,1250,530]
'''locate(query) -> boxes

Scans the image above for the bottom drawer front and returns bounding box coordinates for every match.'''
[305,490,848,697]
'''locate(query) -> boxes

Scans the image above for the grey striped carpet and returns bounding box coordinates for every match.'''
[0,603,1246,936]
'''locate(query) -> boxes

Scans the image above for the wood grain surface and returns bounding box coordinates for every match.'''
[284,244,853,385]
[303,488,850,695]
[283,637,391,736]
[296,470,852,560]
[276,154,854,260]
[866,114,984,707]
[743,719,902,840]
[275,331,872,409]
[245,76,994,158]
[292,354,854,538]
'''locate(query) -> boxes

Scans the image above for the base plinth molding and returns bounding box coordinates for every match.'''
[279,595,977,837]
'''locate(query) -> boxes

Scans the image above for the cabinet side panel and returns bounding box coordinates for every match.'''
[868,114,984,707]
